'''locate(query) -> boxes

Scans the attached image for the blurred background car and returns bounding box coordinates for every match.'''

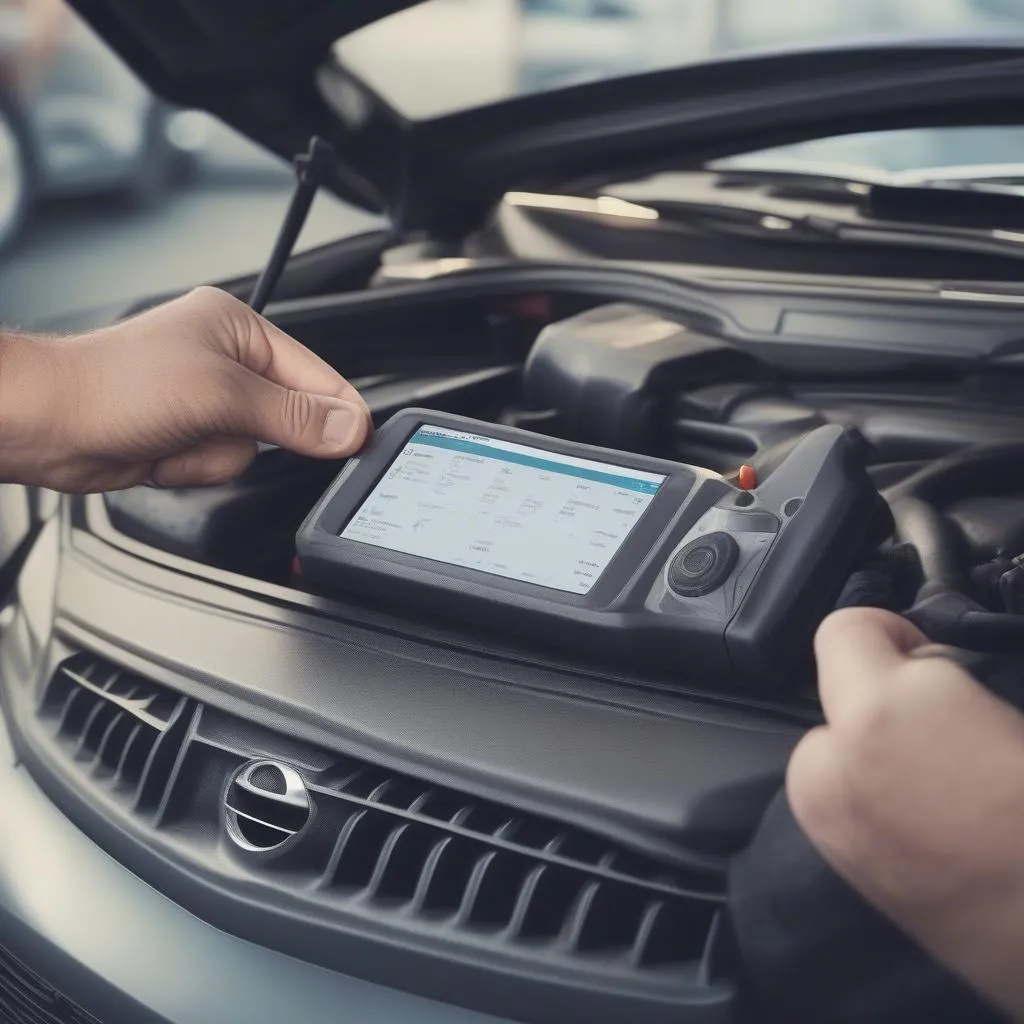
[0,0,208,256]
[0,0,352,329]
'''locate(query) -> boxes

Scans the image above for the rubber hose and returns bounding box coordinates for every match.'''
[885,443,1024,506]
[889,496,968,593]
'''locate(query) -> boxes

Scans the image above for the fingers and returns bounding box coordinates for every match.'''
[189,287,368,409]
[150,437,258,488]
[233,371,371,459]
[163,287,372,461]
[813,607,930,724]
[256,316,367,409]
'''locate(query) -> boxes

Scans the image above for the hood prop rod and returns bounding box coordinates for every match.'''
[249,135,334,314]
[249,135,335,454]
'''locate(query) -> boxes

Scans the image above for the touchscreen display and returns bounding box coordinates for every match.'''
[340,426,665,594]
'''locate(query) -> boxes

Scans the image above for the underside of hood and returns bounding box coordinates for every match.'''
[70,2,1024,236]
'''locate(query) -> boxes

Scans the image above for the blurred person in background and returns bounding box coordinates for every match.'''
[0,0,67,98]
[17,0,67,91]
[0,0,195,258]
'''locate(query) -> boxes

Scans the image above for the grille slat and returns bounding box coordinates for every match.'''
[76,699,119,760]
[504,864,547,939]
[374,825,440,905]
[544,831,568,854]
[493,816,522,840]
[409,836,452,912]
[311,756,722,964]
[454,852,498,926]
[364,824,409,900]
[42,655,194,821]
[327,810,396,892]
[562,880,602,951]
[407,788,435,813]
[96,664,121,694]
[94,709,130,771]
[466,853,533,930]
[58,666,175,732]
[57,688,99,741]
[418,838,480,916]
[630,901,665,967]
[129,696,187,811]
[311,777,707,904]
[450,806,473,826]
[639,896,719,966]
[518,868,585,941]
[0,971,54,1024]
[0,943,101,1024]
[366,778,395,803]
[113,721,145,785]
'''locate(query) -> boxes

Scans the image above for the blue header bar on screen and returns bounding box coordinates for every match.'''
[410,428,664,494]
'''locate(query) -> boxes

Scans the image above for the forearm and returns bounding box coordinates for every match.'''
[790,663,1024,1019]
[0,288,371,495]
[0,329,73,487]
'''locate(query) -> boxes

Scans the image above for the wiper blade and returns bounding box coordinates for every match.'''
[889,162,1024,189]
[866,181,1024,230]
[643,195,1024,263]
[712,164,1024,229]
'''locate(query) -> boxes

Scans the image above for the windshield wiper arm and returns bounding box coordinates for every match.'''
[644,195,1024,262]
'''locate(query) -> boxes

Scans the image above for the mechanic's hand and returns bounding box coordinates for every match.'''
[788,606,1024,1018]
[0,286,372,493]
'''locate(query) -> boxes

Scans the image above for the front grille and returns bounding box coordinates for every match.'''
[311,759,718,965]
[29,651,733,1022]
[0,943,101,1024]
[40,655,196,822]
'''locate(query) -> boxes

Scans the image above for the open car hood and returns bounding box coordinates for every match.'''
[69,2,1024,236]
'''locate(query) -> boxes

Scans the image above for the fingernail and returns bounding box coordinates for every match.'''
[322,403,362,451]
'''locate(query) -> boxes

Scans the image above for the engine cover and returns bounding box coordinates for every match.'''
[521,303,770,452]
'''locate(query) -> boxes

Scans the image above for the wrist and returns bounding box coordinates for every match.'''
[0,330,75,487]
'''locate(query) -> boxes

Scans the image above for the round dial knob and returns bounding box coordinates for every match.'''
[667,532,740,597]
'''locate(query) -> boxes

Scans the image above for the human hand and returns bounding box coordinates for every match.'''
[0,286,372,493]
[788,606,1024,1017]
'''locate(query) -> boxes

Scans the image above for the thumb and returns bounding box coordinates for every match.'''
[237,370,371,458]
[813,607,929,725]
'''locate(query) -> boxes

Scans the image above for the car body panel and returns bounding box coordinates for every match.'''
[0,699,510,1024]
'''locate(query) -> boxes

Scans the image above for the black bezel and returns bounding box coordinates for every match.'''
[299,409,709,613]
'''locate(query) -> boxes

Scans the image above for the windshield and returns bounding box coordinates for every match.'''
[335,0,1024,180]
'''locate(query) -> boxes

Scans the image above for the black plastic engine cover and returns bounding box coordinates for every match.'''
[103,450,337,580]
[521,304,771,452]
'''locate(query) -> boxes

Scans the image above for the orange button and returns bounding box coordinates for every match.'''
[737,464,758,491]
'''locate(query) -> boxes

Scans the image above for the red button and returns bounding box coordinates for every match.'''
[291,555,303,577]
[738,465,758,491]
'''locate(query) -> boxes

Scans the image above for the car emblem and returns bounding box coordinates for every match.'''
[224,760,312,853]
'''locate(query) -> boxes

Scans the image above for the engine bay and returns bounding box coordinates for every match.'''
[100,279,1024,678]
[83,271,1024,848]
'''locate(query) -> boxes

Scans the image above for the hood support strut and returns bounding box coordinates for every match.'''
[249,135,336,314]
